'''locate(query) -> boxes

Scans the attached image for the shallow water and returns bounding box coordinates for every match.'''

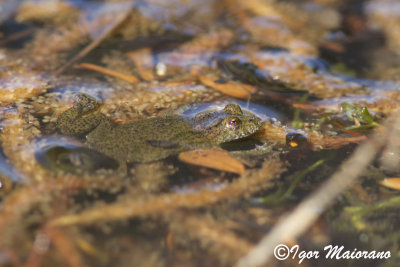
[1,1,400,267]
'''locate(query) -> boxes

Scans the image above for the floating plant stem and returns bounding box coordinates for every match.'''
[257,159,325,205]
[345,196,400,231]
[291,94,309,128]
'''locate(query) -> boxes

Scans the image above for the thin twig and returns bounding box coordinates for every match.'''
[54,5,134,75]
[0,28,35,46]
[76,63,140,83]
[236,111,400,267]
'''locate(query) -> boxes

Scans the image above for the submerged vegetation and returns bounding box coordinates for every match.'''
[1,0,400,266]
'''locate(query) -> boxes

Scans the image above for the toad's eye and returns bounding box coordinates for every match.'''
[227,117,241,128]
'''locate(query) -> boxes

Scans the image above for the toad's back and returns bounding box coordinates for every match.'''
[86,116,208,163]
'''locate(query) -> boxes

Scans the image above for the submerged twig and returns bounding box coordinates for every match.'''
[0,176,123,240]
[236,111,399,267]
[50,158,284,226]
[169,211,252,263]
[46,227,87,267]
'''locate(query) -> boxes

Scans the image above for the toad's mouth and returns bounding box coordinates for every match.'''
[235,126,261,140]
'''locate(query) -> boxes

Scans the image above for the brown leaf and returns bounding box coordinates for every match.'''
[179,149,245,174]
[380,178,400,191]
[198,75,256,99]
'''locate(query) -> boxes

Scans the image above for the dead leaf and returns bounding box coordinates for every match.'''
[179,149,245,174]
[380,178,400,191]
[198,75,257,99]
